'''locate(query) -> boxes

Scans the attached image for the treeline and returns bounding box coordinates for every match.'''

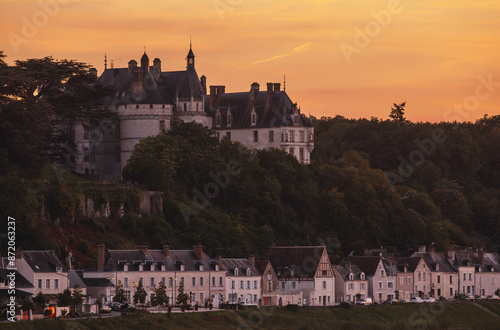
[121,115,500,260]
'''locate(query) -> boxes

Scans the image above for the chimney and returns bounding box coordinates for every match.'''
[267,83,273,93]
[217,254,222,267]
[273,83,281,92]
[133,67,143,95]
[15,249,23,260]
[193,243,203,261]
[66,250,73,270]
[97,244,105,271]
[418,245,427,253]
[248,255,255,267]
[138,245,148,255]
[209,85,217,109]
[348,259,352,271]
[251,82,260,99]
[447,249,455,264]
[200,75,207,95]
[163,245,170,257]
[216,86,225,94]
[388,253,395,266]
[128,60,138,74]
[153,58,161,73]
[429,245,436,259]
[479,248,485,265]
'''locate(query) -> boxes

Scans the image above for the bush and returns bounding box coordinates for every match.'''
[286,304,299,312]
[339,302,351,309]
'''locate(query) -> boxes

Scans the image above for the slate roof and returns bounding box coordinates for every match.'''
[206,90,313,129]
[68,270,86,289]
[98,51,204,105]
[333,263,365,281]
[21,250,66,273]
[86,249,220,272]
[254,261,271,275]
[221,258,261,277]
[0,269,33,288]
[267,246,325,279]
[350,256,383,276]
[394,257,422,273]
[411,252,457,273]
[82,277,114,288]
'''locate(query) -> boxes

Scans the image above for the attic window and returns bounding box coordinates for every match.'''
[56,266,63,272]
[251,113,256,125]
[349,274,354,281]
[136,104,139,109]
[180,265,185,272]
[234,268,238,276]
[246,268,250,276]
[227,113,231,126]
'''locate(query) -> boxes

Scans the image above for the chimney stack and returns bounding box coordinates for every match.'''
[429,245,436,259]
[193,243,203,261]
[138,245,148,255]
[248,255,255,267]
[251,82,260,99]
[273,83,281,92]
[447,249,455,264]
[128,60,138,74]
[163,245,170,257]
[15,249,23,260]
[418,245,427,253]
[217,254,222,267]
[200,75,207,95]
[209,85,217,109]
[479,247,485,265]
[97,244,105,271]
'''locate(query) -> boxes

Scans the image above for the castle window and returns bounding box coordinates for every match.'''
[226,132,231,140]
[216,115,221,126]
[196,103,199,111]
[251,113,256,125]
[162,104,165,109]
[184,103,187,111]
[227,113,231,126]
[289,147,294,155]
[299,131,304,142]
[253,130,258,142]
[136,104,139,109]
[150,104,153,109]
[294,115,300,123]
[289,131,294,142]
[159,120,165,133]
[299,148,304,161]
[269,131,274,142]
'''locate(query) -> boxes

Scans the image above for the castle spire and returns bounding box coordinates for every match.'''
[104,54,107,70]
[187,38,195,69]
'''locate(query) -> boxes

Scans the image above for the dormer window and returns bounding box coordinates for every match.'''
[124,264,128,272]
[139,264,143,272]
[227,112,232,126]
[56,266,63,272]
[215,265,219,271]
[180,264,185,272]
[251,113,256,125]
[234,268,239,276]
[360,273,365,280]
[216,114,221,126]
[246,268,250,276]
[349,273,354,281]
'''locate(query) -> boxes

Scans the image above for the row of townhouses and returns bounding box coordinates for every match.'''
[2,245,500,308]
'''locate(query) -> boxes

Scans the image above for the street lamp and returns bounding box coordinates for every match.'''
[228,277,234,304]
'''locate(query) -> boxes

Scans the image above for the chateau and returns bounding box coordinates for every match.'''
[71,45,314,182]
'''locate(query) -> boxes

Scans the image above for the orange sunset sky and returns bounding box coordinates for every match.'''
[1,0,499,122]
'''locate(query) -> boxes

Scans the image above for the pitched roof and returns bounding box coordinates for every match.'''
[350,256,382,276]
[86,248,219,272]
[254,261,271,275]
[394,257,422,273]
[221,258,261,277]
[411,252,457,273]
[206,90,312,130]
[267,246,326,279]
[333,263,365,281]
[68,270,86,289]
[21,250,66,273]
[0,269,33,288]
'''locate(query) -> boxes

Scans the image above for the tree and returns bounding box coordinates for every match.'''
[71,284,85,305]
[176,282,189,307]
[133,280,147,304]
[113,281,127,303]
[57,289,72,306]
[151,282,168,307]
[389,102,409,125]
[33,292,47,309]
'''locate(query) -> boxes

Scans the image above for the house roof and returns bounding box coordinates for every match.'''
[254,261,271,275]
[82,277,114,288]
[86,248,219,272]
[394,257,422,273]
[267,246,326,279]
[0,269,33,288]
[68,270,86,289]
[333,263,365,281]
[350,256,383,276]
[206,90,312,129]
[411,252,457,273]
[20,250,66,273]
[221,258,261,277]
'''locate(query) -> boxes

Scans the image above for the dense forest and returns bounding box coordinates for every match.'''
[1,53,499,266]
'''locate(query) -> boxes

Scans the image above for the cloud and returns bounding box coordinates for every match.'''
[233,42,312,72]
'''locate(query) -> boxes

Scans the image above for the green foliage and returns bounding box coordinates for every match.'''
[389,102,410,124]
[72,284,85,305]
[176,282,189,306]
[46,183,77,220]
[133,280,147,304]
[22,299,34,311]
[339,301,351,309]
[151,282,168,307]
[113,281,127,304]
[57,289,72,306]
[33,292,47,307]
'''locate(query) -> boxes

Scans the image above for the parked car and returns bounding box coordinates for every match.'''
[410,297,424,303]
[423,297,436,303]
[486,295,500,300]
[463,295,475,302]
[110,302,122,311]
[383,299,399,304]
[355,298,372,305]
[100,303,112,313]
